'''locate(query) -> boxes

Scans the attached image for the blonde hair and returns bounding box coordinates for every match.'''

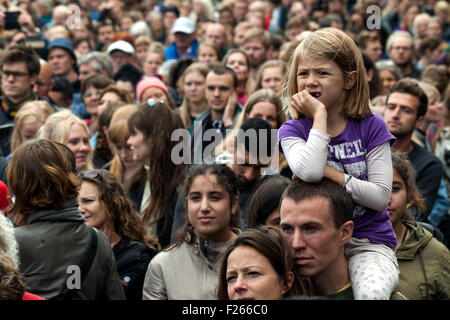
[283,27,371,120]
[255,60,286,92]
[108,104,139,183]
[37,110,93,171]
[11,101,54,153]
[178,62,210,128]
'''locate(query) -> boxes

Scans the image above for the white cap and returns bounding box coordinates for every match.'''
[171,17,195,34]
[107,40,135,55]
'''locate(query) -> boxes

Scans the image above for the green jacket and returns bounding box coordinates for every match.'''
[396,220,450,300]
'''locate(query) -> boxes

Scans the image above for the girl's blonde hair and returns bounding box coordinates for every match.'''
[11,101,54,153]
[283,27,371,120]
[178,62,210,129]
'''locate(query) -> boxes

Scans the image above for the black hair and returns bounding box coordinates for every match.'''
[161,6,180,18]
[247,176,291,227]
[209,65,238,89]
[113,62,144,88]
[51,77,74,101]
[282,177,354,228]
[236,117,275,158]
[169,57,195,89]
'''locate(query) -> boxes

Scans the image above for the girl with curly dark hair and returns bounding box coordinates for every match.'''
[78,169,158,300]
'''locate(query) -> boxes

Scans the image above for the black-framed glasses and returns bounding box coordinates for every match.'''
[2,70,29,79]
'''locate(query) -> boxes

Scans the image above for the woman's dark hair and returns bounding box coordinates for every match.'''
[362,52,382,99]
[78,169,160,250]
[169,57,195,89]
[80,73,114,95]
[391,152,425,218]
[247,176,290,228]
[216,226,309,299]
[127,101,185,236]
[171,164,240,249]
[7,139,80,225]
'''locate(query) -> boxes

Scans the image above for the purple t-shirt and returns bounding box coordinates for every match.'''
[278,114,397,248]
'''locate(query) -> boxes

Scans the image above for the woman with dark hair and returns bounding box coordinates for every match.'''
[8,139,124,299]
[127,100,185,248]
[78,169,158,300]
[142,164,240,300]
[389,153,450,299]
[216,226,309,300]
[247,176,291,228]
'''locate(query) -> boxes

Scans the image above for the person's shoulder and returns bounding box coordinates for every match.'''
[410,142,443,166]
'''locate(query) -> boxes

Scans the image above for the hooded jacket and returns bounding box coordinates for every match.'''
[14,199,125,300]
[142,233,234,300]
[396,220,450,300]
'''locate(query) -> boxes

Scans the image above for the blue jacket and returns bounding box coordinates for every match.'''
[165,39,199,60]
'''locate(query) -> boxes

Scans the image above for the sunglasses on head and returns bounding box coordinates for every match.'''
[80,170,102,181]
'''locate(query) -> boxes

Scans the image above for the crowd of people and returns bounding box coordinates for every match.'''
[0,0,449,300]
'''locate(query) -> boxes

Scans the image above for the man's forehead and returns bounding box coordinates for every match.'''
[2,61,27,71]
[206,72,233,84]
[280,196,331,219]
[387,92,419,110]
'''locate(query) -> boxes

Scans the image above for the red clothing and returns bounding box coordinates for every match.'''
[23,292,46,300]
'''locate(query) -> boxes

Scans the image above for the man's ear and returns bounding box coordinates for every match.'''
[30,74,38,87]
[281,271,295,295]
[343,71,357,90]
[339,220,354,245]
[414,115,425,129]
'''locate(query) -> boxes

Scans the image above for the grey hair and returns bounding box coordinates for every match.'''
[0,214,19,267]
[77,51,114,79]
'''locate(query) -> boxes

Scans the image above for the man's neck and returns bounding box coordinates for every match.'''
[313,255,350,296]
[210,108,224,121]
[5,90,34,105]
[59,70,78,83]
[399,63,413,77]
[391,134,414,154]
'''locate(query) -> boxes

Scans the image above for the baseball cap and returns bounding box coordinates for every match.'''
[107,40,135,55]
[47,37,76,60]
[172,17,195,35]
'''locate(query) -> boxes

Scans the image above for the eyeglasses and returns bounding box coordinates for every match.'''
[392,46,412,52]
[83,89,103,98]
[2,70,29,79]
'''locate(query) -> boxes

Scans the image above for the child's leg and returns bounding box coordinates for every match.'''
[345,238,399,300]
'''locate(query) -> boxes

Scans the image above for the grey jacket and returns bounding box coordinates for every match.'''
[142,235,231,300]
[14,199,125,300]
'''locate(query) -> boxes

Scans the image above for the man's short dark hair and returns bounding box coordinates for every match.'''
[208,65,238,89]
[161,6,180,18]
[236,117,275,158]
[388,78,428,119]
[282,178,354,228]
[51,77,73,101]
[0,44,40,76]
[113,63,143,88]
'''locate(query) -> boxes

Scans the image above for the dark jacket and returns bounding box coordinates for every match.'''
[113,237,158,300]
[14,199,125,300]
[128,179,179,249]
[408,142,445,216]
